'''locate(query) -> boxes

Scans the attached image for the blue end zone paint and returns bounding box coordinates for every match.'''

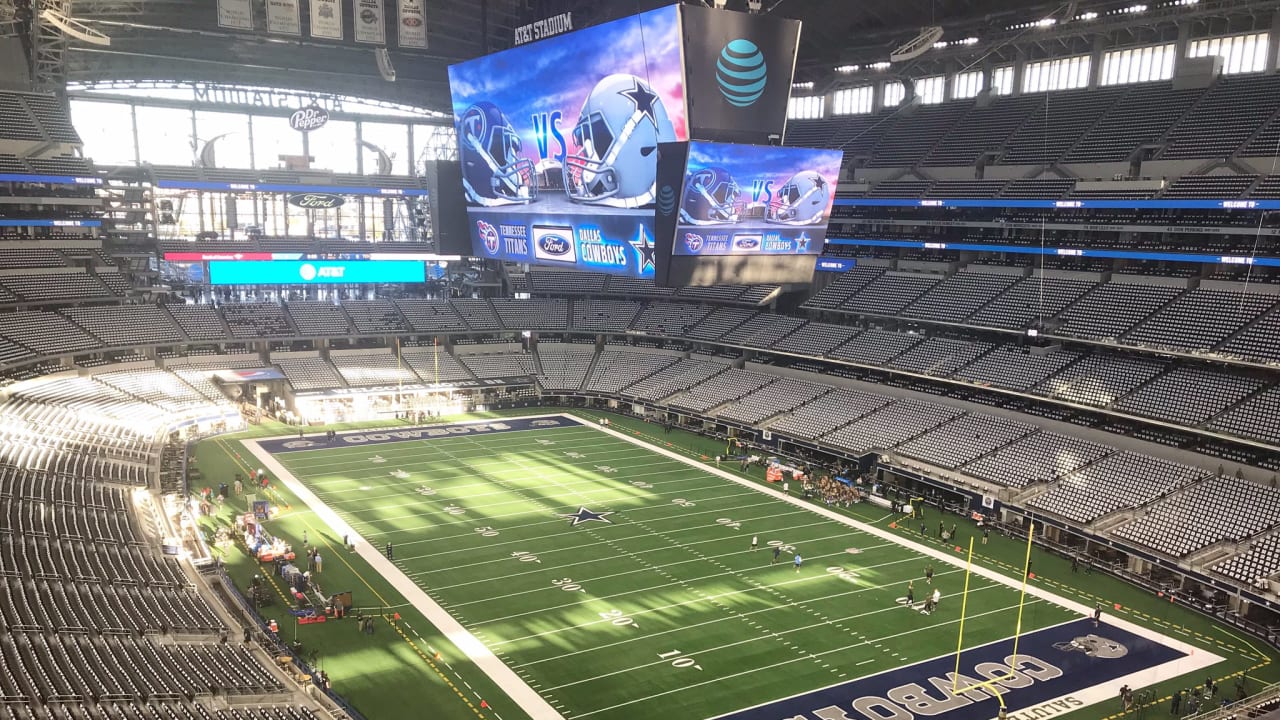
[718,619,1184,720]
[258,416,583,454]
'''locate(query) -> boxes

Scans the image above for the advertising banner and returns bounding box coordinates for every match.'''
[217,0,253,30]
[398,0,427,48]
[679,5,801,143]
[208,260,425,285]
[447,5,684,278]
[266,0,301,35]
[354,0,386,44]
[310,0,343,39]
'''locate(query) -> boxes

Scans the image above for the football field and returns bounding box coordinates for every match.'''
[244,415,1216,720]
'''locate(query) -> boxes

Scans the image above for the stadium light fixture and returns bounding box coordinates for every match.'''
[890,26,944,63]
[834,64,860,73]
[376,48,396,82]
[39,7,110,45]
[869,61,891,70]
[1123,4,1148,12]
[791,81,814,89]
[1034,17,1057,27]
[1078,11,1099,19]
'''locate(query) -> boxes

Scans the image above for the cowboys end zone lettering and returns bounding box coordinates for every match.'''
[715,619,1185,720]
[258,416,582,453]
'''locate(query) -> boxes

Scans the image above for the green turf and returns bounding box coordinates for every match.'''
[195,410,1280,720]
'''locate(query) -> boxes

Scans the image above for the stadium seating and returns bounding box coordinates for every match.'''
[622,357,727,402]
[961,431,1114,488]
[1160,74,1280,159]
[273,355,345,391]
[583,347,680,395]
[1027,452,1208,524]
[716,377,829,426]
[821,399,964,456]
[666,367,774,414]
[766,388,892,440]
[285,301,354,336]
[1113,475,1280,557]
[895,413,1036,470]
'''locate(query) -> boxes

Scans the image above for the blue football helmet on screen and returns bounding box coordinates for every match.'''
[458,101,537,206]
[680,166,741,225]
[564,74,677,208]
[767,170,831,225]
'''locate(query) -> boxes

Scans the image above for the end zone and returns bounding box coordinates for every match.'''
[712,617,1213,720]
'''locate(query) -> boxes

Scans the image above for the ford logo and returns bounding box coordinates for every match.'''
[289,105,329,132]
[288,193,345,209]
[538,234,572,256]
[733,236,761,251]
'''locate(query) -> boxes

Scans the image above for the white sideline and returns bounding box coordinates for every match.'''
[243,413,1224,720]
[243,415,572,720]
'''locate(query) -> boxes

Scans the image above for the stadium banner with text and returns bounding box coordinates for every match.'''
[265,0,302,35]
[353,0,386,44]
[397,0,427,48]
[0,172,101,185]
[447,5,685,278]
[0,218,100,227]
[825,237,1280,268]
[309,0,343,39]
[208,259,424,285]
[834,197,1280,210]
[814,256,857,272]
[679,5,801,144]
[217,0,253,30]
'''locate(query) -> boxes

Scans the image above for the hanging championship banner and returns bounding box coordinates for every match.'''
[310,0,343,39]
[397,0,427,48]
[217,0,253,30]
[354,0,386,44]
[266,0,301,35]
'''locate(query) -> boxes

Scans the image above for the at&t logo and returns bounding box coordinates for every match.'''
[716,39,767,107]
[657,185,676,216]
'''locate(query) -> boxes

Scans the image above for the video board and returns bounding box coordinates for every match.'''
[208,260,424,285]
[669,141,841,257]
[446,5,686,279]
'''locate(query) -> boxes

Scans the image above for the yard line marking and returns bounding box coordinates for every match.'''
[464,542,918,623]
[398,504,818,567]
[512,565,977,668]
[490,562,987,647]
[557,599,1039,699]
[337,484,771,532]
[313,457,702,496]
[448,539,899,608]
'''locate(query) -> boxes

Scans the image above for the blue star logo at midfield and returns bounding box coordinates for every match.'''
[631,225,656,271]
[560,506,615,526]
[795,232,811,253]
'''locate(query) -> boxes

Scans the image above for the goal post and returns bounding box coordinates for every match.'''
[951,521,1037,709]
